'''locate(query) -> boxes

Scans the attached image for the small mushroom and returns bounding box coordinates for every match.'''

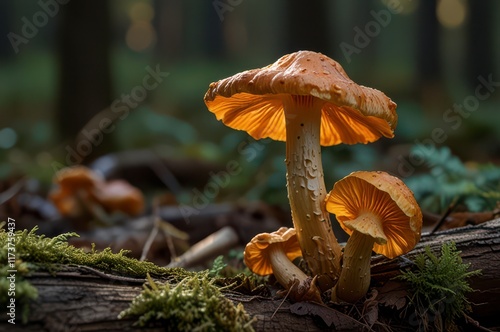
[325,171,422,303]
[49,166,144,219]
[244,227,322,303]
[205,50,397,289]
[49,166,104,217]
[92,180,144,216]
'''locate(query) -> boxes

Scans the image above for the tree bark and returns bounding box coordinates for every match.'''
[3,219,499,331]
[57,0,112,144]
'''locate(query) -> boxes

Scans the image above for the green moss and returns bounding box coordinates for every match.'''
[0,225,194,279]
[397,242,481,330]
[1,225,256,328]
[119,273,254,331]
[0,224,197,324]
[0,260,38,323]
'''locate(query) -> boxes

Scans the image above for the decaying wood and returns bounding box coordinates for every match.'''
[371,217,500,327]
[2,219,499,331]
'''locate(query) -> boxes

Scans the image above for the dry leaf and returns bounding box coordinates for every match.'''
[376,280,407,310]
[363,289,379,327]
[289,302,366,330]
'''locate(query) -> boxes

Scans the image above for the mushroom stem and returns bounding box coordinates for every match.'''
[284,95,342,290]
[332,210,384,303]
[267,244,322,303]
[333,231,374,303]
[267,243,309,289]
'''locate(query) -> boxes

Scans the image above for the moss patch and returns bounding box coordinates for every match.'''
[397,242,481,330]
[1,224,243,327]
[119,273,254,331]
[0,225,194,279]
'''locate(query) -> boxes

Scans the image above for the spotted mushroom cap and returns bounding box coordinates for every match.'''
[244,227,302,276]
[325,171,422,259]
[204,50,397,146]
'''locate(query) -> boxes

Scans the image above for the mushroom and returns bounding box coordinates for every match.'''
[92,180,144,216]
[49,166,145,219]
[324,171,423,303]
[244,227,322,303]
[204,50,397,289]
[49,166,104,217]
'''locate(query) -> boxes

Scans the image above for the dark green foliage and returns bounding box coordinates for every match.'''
[118,273,254,331]
[397,242,481,331]
[406,146,500,213]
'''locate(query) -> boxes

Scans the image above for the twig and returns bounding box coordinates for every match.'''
[271,281,297,320]
[149,153,183,198]
[140,215,160,261]
[0,177,26,205]
[430,196,460,234]
[74,265,146,283]
[167,226,238,268]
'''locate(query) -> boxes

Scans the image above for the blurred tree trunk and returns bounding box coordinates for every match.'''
[57,0,112,142]
[285,0,330,54]
[466,1,493,89]
[153,0,184,61]
[416,0,440,87]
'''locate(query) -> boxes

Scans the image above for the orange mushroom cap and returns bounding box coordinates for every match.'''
[49,166,144,217]
[325,171,422,259]
[204,50,397,146]
[49,166,104,216]
[244,227,302,276]
[91,180,144,216]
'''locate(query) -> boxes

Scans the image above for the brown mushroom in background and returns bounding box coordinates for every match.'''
[91,180,144,216]
[244,227,322,303]
[49,166,104,218]
[49,166,145,220]
[205,50,397,290]
[325,171,422,303]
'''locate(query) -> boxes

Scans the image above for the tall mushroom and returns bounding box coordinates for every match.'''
[325,171,423,303]
[204,50,397,289]
[244,227,322,303]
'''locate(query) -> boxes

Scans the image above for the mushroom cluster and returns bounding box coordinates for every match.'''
[205,50,397,290]
[204,50,420,304]
[49,166,144,219]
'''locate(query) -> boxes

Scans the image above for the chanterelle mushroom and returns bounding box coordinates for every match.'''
[49,166,144,218]
[49,166,104,217]
[325,171,422,303]
[204,50,397,290]
[244,227,322,303]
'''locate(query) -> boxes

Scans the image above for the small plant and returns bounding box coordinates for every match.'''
[119,273,254,331]
[208,255,227,277]
[406,145,500,213]
[397,242,481,331]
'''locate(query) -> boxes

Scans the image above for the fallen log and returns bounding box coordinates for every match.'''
[2,219,499,331]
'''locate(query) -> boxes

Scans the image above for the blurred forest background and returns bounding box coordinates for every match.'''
[1,0,500,223]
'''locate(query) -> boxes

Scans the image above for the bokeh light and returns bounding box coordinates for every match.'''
[437,0,467,28]
[0,127,18,149]
[125,1,156,52]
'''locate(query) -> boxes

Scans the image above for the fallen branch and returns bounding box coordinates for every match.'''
[2,219,499,331]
